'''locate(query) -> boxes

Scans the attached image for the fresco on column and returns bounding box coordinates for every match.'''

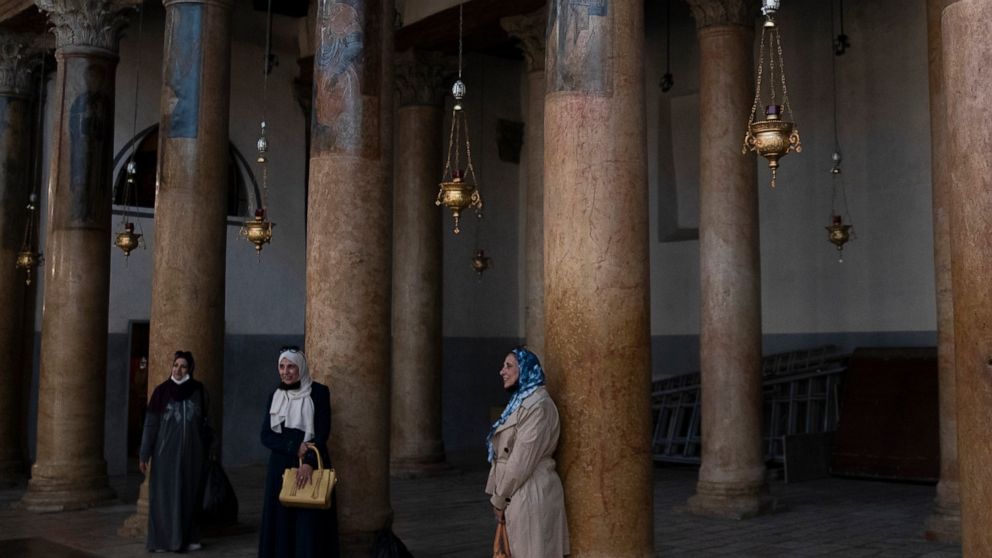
[68,61,112,226]
[546,0,612,95]
[311,0,382,158]
[164,3,203,139]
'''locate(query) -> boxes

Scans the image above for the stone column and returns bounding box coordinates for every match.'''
[390,50,446,478]
[306,0,393,552]
[924,0,960,543]
[502,9,546,359]
[685,0,769,520]
[942,1,992,554]
[121,0,234,536]
[544,1,653,555]
[21,0,137,512]
[0,34,37,488]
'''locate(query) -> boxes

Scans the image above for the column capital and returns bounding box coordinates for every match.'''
[0,31,43,96]
[501,7,547,73]
[395,50,446,108]
[685,0,758,29]
[34,0,140,51]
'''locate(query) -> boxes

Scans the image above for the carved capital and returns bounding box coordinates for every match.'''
[35,0,141,51]
[395,50,446,107]
[501,7,547,73]
[0,31,36,95]
[685,0,759,29]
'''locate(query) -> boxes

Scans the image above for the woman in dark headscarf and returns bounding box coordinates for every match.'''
[139,350,212,552]
[258,347,339,558]
[485,347,570,557]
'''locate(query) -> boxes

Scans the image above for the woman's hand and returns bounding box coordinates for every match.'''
[493,507,505,524]
[139,460,149,475]
[297,442,309,459]
[295,464,314,488]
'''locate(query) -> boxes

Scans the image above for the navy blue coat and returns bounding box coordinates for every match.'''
[258,381,339,558]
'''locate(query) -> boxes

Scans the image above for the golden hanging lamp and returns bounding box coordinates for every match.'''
[436,3,482,235]
[826,214,852,261]
[241,0,276,255]
[114,221,143,258]
[471,248,491,275]
[114,161,145,261]
[15,193,42,285]
[742,0,801,189]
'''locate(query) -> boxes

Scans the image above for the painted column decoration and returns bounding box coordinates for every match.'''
[923,0,960,543]
[21,0,138,512]
[502,8,547,360]
[390,49,446,478]
[121,0,235,536]
[942,0,992,554]
[685,0,770,520]
[306,0,394,552]
[544,1,654,555]
[0,32,39,488]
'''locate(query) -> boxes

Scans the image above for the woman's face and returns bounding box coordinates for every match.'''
[500,354,520,390]
[171,358,189,381]
[279,358,301,384]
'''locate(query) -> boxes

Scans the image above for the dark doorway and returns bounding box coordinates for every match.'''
[126,321,150,467]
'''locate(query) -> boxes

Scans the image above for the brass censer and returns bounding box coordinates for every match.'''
[241,207,274,252]
[471,248,491,275]
[114,221,143,258]
[436,77,483,234]
[826,215,852,262]
[15,194,42,285]
[742,1,801,189]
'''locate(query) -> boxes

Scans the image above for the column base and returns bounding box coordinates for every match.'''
[119,477,150,538]
[119,509,148,538]
[687,480,775,520]
[924,508,961,543]
[19,459,117,512]
[390,456,452,479]
[19,483,116,513]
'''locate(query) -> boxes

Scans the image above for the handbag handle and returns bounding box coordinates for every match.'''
[297,442,324,471]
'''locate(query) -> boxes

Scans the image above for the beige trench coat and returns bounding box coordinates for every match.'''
[486,386,569,557]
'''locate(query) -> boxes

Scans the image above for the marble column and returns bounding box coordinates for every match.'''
[306,0,394,553]
[0,34,37,488]
[21,0,138,512]
[544,1,653,555]
[502,9,546,359]
[924,0,960,543]
[685,0,769,520]
[121,0,234,536]
[942,1,992,554]
[389,50,446,478]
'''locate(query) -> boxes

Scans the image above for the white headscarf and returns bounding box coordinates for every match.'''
[269,350,315,441]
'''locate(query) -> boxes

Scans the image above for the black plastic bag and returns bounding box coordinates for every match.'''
[201,459,238,526]
[370,526,413,558]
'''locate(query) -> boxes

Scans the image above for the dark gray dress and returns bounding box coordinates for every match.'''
[140,378,210,552]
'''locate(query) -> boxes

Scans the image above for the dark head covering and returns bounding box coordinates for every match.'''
[148,350,201,413]
[485,347,546,462]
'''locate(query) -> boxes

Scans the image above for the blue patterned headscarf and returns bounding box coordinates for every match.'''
[486,347,546,463]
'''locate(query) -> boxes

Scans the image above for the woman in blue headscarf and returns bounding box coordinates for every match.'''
[485,347,570,557]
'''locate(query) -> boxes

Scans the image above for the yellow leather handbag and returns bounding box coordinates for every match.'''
[278,444,337,509]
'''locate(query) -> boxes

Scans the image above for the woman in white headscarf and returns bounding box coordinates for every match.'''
[258,347,339,558]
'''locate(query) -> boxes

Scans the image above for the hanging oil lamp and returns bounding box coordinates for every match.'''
[16,193,42,285]
[114,5,146,261]
[436,2,483,234]
[114,161,145,261]
[826,151,855,262]
[114,220,143,258]
[471,248,491,275]
[742,0,801,189]
[240,0,275,254]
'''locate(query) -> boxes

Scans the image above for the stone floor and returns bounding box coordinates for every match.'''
[0,462,962,557]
